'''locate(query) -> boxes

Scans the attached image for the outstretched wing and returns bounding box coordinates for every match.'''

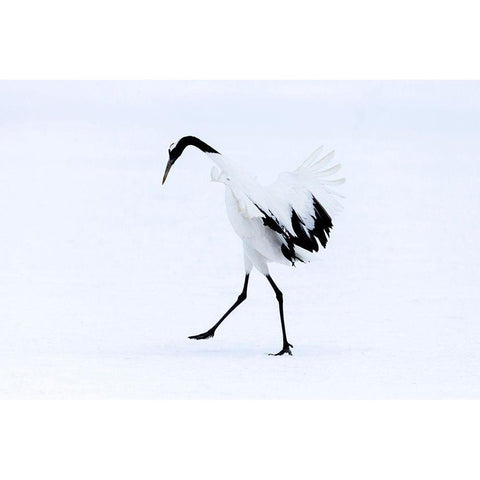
[251,146,345,264]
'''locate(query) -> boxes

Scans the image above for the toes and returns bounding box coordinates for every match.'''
[268,347,293,356]
[188,331,214,340]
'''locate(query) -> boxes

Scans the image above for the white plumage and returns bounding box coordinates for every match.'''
[209,146,344,271]
[162,136,344,355]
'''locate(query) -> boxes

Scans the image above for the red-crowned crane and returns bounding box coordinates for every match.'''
[162,136,344,355]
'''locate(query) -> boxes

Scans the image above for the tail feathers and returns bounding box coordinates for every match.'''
[313,163,342,177]
[260,145,346,265]
[297,148,335,171]
[295,147,345,217]
[297,149,344,183]
[321,178,346,185]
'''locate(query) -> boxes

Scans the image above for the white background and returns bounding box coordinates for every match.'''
[1,0,480,478]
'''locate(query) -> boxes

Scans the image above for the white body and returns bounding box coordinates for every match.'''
[207,148,345,275]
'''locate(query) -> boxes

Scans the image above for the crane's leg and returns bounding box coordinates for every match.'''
[188,273,250,340]
[266,275,293,356]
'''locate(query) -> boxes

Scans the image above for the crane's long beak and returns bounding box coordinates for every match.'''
[162,159,174,185]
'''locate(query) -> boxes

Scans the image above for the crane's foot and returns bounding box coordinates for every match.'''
[188,328,216,340]
[269,343,293,356]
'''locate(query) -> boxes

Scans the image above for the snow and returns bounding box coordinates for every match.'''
[1,81,479,398]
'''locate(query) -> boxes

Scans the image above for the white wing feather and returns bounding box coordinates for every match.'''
[239,147,344,226]
[211,147,344,263]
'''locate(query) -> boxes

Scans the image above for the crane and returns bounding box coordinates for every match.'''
[162,136,344,356]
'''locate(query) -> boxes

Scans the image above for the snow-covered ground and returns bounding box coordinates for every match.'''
[1,81,479,398]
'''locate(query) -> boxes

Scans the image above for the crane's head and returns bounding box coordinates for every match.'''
[162,142,180,185]
[162,136,220,185]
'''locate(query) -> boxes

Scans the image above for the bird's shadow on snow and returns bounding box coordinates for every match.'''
[132,341,375,360]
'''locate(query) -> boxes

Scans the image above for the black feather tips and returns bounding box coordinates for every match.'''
[255,195,333,265]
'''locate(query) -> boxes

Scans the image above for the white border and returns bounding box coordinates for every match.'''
[1,0,480,79]
[0,401,479,479]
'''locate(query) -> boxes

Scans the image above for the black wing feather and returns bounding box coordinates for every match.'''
[255,194,333,265]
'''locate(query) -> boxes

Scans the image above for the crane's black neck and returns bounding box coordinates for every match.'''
[169,136,219,162]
